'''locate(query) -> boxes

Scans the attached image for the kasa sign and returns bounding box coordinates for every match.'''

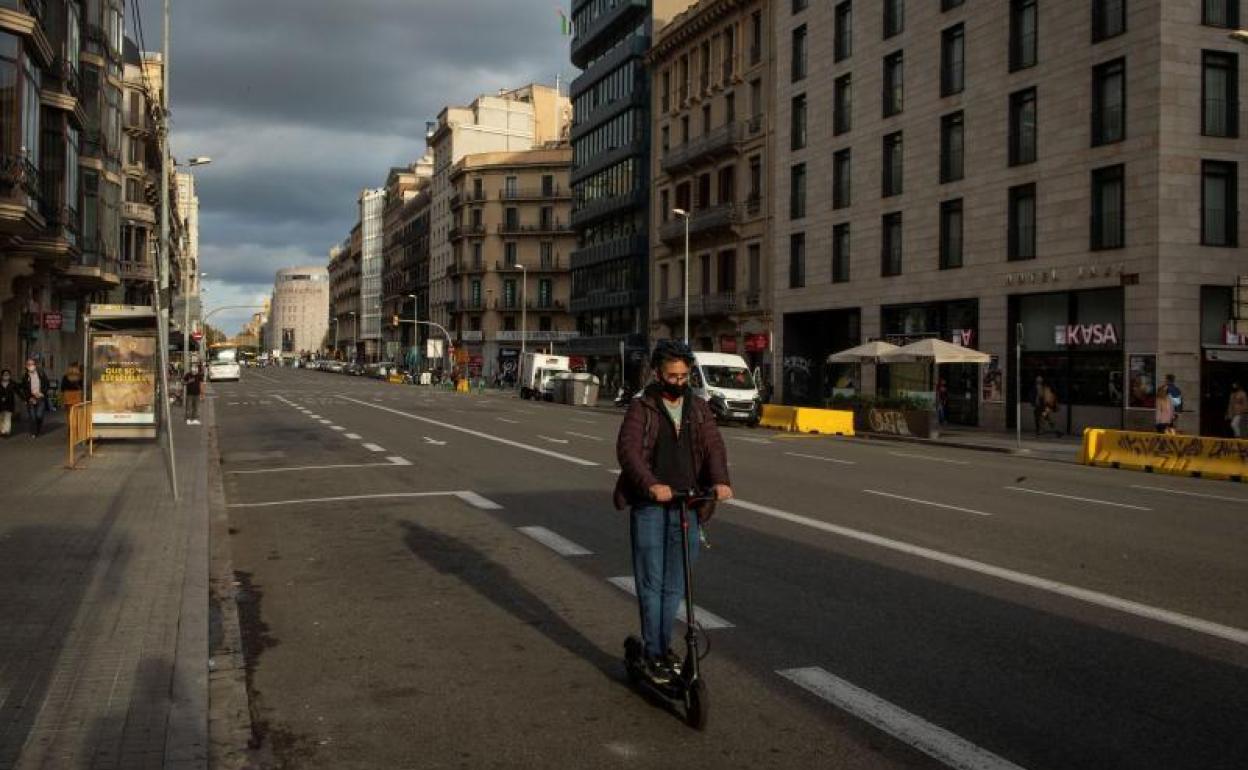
[1054,323,1119,346]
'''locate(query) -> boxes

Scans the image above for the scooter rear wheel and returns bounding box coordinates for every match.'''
[684,678,708,730]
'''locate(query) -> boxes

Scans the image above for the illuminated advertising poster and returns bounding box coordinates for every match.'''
[91,334,158,424]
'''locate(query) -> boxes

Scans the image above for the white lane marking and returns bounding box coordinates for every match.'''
[785,451,857,466]
[565,431,604,442]
[345,433,362,440]
[1004,486,1151,511]
[228,460,410,475]
[608,469,622,475]
[227,401,239,406]
[863,489,993,517]
[888,451,971,466]
[228,490,501,509]
[496,417,520,424]
[362,443,387,453]
[318,419,332,424]
[387,456,412,466]
[1129,485,1248,504]
[454,491,503,510]
[607,577,733,629]
[518,526,593,556]
[423,436,447,446]
[728,498,1248,647]
[778,667,1027,770]
[336,395,599,467]
[728,435,773,445]
[537,435,570,444]
[330,426,345,431]
[569,417,600,425]
[307,414,322,419]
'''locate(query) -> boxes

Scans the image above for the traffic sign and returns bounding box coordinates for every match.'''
[191,329,204,341]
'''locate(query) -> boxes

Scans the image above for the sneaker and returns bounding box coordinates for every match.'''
[642,656,672,686]
[662,650,683,678]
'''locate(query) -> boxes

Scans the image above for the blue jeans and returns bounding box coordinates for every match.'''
[26,398,46,435]
[630,503,700,659]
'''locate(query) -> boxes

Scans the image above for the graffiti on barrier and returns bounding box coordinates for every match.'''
[1114,433,1248,465]
[868,409,912,436]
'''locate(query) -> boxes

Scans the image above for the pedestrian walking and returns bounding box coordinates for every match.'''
[0,368,17,437]
[60,361,84,408]
[183,363,204,425]
[1033,375,1061,437]
[1160,374,1182,433]
[1155,383,1176,434]
[936,378,949,426]
[1226,382,1248,438]
[19,358,50,438]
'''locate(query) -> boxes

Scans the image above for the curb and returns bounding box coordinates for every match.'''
[848,431,1080,462]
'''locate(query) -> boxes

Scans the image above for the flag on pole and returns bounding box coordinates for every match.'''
[556,7,573,36]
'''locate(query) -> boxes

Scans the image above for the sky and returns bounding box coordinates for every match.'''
[133,0,576,336]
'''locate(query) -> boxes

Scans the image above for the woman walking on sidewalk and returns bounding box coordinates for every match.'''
[0,369,17,437]
[20,358,50,438]
[183,364,204,425]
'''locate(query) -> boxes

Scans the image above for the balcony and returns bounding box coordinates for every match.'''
[450,190,487,209]
[447,298,486,313]
[448,223,486,240]
[118,260,155,282]
[570,138,645,186]
[447,259,487,277]
[494,330,579,343]
[459,330,484,343]
[123,111,152,136]
[499,186,570,201]
[497,221,572,236]
[570,36,648,100]
[661,122,744,174]
[570,189,645,229]
[496,257,566,273]
[122,200,156,224]
[569,234,647,271]
[568,289,640,314]
[656,292,740,321]
[658,203,740,244]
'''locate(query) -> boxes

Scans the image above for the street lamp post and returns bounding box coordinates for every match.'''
[672,208,692,344]
[348,311,357,362]
[331,316,339,358]
[514,263,527,363]
[406,293,420,372]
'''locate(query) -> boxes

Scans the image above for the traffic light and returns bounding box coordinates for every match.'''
[391,314,400,328]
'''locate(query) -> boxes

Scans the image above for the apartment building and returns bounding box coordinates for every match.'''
[119,39,158,306]
[428,84,570,349]
[174,168,200,336]
[380,157,432,365]
[446,147,578,377]
[772,0,1248,436]
[358,186,385,360]
[328,228,361,359]
[267,266,328,360]
[648,0,775,381]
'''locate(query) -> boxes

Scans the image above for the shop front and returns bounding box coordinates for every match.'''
[1200,285,1248,437]
[1007,287,1124,434]
[781,309,860,406]
[879,299,980,425]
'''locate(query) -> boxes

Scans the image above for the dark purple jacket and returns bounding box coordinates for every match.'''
[613,385,731,514]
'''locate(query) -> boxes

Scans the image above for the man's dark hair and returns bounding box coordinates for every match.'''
[650,339,694,370]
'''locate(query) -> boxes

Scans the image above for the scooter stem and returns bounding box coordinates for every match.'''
[679,499,700,682]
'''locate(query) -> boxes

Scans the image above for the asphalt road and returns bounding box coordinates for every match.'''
[212,367,1248,770]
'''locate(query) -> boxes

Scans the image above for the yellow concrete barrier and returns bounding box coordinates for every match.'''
[456,378,470,393]
[387,373,404,384]
[759,404,797,430]
[793,407,855,436]
[66,401,94,469]
[758,405,854,435]
[1080,427,1248,481]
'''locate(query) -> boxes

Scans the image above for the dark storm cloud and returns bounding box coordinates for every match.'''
[132,0,574,332]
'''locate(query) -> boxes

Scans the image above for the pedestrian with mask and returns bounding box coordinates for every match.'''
[614,339,732,685]
[19,358,50,438]
[183,363,204,425]
[1226,382,1248,438]
[0,368,17,438]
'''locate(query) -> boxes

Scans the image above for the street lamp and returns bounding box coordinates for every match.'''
[331,316,340,359]
[406,293,420,371]
[514,263,527,363]
[348,310,357,362]
[672,208,691,344]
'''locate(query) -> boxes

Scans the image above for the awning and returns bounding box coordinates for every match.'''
[880,338,992,364]
[828,340,901,363]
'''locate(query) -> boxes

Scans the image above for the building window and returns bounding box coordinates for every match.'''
[660,264,670,301]
[835,1,853,62]
[1010,0,1038,71]
[748,243,761,291]
[1091,164,1125,250]
[790,163,807,219]
[1092,57,1126,146]
[1009,87,1038,166]
[792,25,808,81]
[882,131,903,197]
[751,10,763,64]
[700,253,711,295]
[789,233,806,288]
[1203,50,1239,138]
[793,0,808,12]
[941,24,965,97]
[884,0,904,38]
[834,74,852,135]
[749,155,762,200]
[1203,160,1238,247]
[942,0,965,9]
[1092,0,1126,42]
[661,70,671,112]
[791,93,807,150]
[832,223,851,283]
[718,250,736,292]
[718,165,735,204]
[726,92,736,123]
[940,112,964,183]
[833,149,852,209]
[940,199,964,269]
[1203,0,1240,27]
[883,51,904,117]
[881,212,903,276]
[1008,183,1037,261]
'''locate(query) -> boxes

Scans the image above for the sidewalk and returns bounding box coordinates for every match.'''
[853,424,1083,462]
[0,403,209,768]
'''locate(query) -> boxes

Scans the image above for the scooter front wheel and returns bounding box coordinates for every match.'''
[684,678,708,730]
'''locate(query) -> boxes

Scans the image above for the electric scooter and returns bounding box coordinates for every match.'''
[623,489,711,730]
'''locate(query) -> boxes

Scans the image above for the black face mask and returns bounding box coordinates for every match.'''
[660,380,687,398]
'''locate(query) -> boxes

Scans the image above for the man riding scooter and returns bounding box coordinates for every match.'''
[614,339,732,685]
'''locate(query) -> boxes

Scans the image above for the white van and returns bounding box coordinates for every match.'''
[518,352,571,400]
[690,351,761,424]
